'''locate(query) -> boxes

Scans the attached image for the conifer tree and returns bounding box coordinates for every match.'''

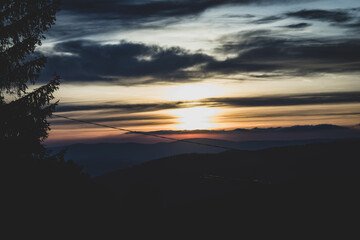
[1,2,118,230]
[0,0,61,160]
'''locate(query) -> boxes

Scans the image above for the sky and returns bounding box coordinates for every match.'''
[38,0,360,145]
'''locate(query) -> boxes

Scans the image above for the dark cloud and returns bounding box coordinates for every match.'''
[61,0,303,20]
[238,112,360,120]
[203,91,360,107]
[41,40,212,84]
[43,29,360,84]
[283,22,312,28]
[286,9,353,23]
[341,19,360,31]
[55,91,360,116]
[55,101,186,113]
[50,115,175,127]
[207,31,360,75]
[61,0,232,19]
[250,8,359,31]
[47,0,312,39]
[223,14,256,18]
[252,15,285,24]
[249,74,285,78]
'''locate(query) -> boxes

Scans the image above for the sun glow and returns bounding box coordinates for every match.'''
[165,83,223,101]
[169,107,220,130]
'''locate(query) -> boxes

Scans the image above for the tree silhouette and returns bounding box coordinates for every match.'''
[1,2,120,233]
[0,0,61,160]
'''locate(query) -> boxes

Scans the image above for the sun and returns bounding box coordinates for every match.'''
[164,83,223,101]
[168,107,220,130]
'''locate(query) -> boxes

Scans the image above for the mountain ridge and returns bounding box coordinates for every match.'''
[96,139,360,207]
[51,137,338,176]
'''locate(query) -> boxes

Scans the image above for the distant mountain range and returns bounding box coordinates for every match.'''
[47,123,360,146]
[51,138,335,176]
[147,123,351,134]
[50,124,360,176]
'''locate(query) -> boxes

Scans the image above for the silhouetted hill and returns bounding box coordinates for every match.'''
[7,139,360,237]
[97,139,360,208]
[93,139,360,236]
[51,138,335,176]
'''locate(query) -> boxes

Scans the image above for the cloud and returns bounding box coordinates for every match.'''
[252,15,285,24]
[286,9,353,23]
[340,19,360,31]
[60,0,306,20]
[249,8,359,30]
[283,22,312,28]
[55,101,186,113]
[50,114,175,127]
[235,110,360,119]
[42,28,360,85]
[55,91,360,116]
[250,8,357,26]
[41,40,212,84]
[223,14,256,18]
[61,0,231,20]
[48,0,313,39]
[207,30,360,75]
[52,100,183,127]
[203,91,360,107]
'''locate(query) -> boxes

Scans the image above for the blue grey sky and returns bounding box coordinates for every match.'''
[39,0,360,144]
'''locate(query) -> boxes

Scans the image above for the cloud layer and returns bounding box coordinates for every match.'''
[49,0,321,40]
[41,1,360,85]
[61,0,306,20]
[55,91,360,115]
[286,9,353,23]
[42,30,360,85]
[204,91,360,107]
[208,32,360,75]
[41,40,211,84]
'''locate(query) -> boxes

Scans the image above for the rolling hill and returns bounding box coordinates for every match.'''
[96,139,360,209]
[51,138,335,176]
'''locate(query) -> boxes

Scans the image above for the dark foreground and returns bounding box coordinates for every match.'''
[4,139,360,238]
